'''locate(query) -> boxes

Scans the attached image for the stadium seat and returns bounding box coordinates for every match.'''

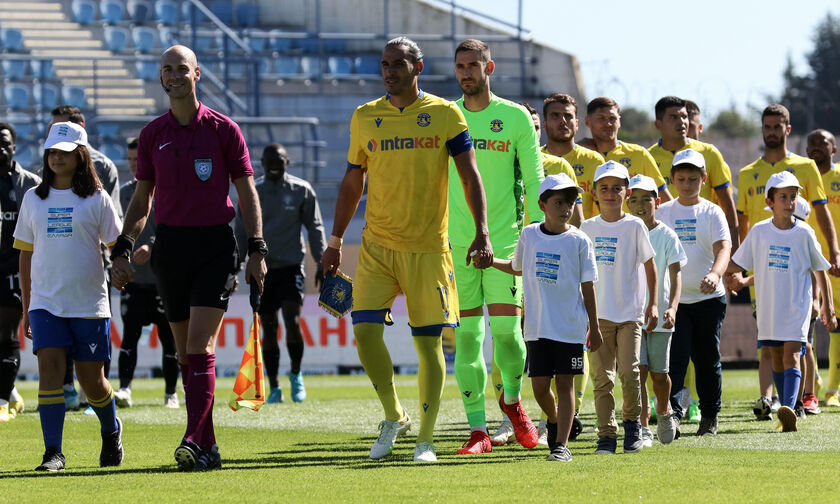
[127,0,151,23]
[274,56,298,75]
[255,57,270,75]
[269,30,292,53]
[135,60,158,80]
[4,84,30,110]
[194,35,214,53]
[104,26,130,52]
[246,29,267,52]
[154,0,178,25]
[12,142,36,168]
[72,0,98,25]
[323,39,346,54]
[354,55,380,75]
[30,60,56,80]
[62,85,87,109]
[299,56,321,77]
[33,83,59,109]
[181,2,205,24]
[295,38,319,53]
[327,56,352,75]
[208,1,233,25]
[7,117,31,139]
[0,28,25,52]
[97,123,120,139]
[235,3,258,27]
[1,60,27,80]
[158,27,179,48]
[132,26,156,53]
[100,142,126,161]
[99,0,125,24]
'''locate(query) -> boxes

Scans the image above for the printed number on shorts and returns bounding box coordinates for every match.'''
[571,356,584,370]
[295,274,305,292]
[436,285,450,312]
[6,273,19,291]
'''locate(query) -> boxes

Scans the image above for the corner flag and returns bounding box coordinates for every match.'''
[230,281,266,411]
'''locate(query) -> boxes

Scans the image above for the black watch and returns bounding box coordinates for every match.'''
[248,237,268,257]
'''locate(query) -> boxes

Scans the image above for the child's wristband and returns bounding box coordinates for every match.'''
[328,235,343,249]
[110,234,135,261]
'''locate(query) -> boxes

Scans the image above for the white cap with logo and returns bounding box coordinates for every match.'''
[763,194,811,221]
[766,170,803,191]
[44,121,88,152]
[628,174,658,193]
[539,173,583,197]
[593,160,630,183]
[672,148,705,170]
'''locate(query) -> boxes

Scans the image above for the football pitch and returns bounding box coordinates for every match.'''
[3,370,840,503]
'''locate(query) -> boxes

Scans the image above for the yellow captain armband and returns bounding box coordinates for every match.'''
[13,238,33,251]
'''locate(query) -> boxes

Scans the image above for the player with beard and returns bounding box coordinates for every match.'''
[685,100,703,140]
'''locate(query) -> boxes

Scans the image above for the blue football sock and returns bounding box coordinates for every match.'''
[38,388,65,451]
[771,370,785,402]
[783,368,802,410]
[88,385,119,433]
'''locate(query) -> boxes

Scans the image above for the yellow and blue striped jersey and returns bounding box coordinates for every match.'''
[648,138,732,203]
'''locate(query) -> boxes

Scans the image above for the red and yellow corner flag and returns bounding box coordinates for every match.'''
[229,311,265,411]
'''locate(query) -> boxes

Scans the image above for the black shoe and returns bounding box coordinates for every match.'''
[100,417,124,467]
[545,444,572,462]
[594,436,617,454]
[36,447,65,472]
[696,416,718,436]
[794,401,807,419]
[674,417,682,439]
[622,420,643,453]
[174,439,201,471]
[569,414,583,441]
[546,422,558,451]
[194,445,222,471]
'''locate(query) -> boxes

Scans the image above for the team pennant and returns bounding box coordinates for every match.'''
[319,271,353,318]
[230,282,266,411]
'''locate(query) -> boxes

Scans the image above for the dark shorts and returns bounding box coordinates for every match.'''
[757,318,815,355]
[151,224,239,322]
[758,339,807,355]
[29,309,111,361]
[120,283,167,326]
[0,270,22,310]
[258,265,305,316]
[527,339,585,377]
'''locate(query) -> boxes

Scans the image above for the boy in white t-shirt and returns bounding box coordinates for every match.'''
[580,161,658,455]
[728,171,836,432]
[657,149,731,437]
[493,173,602,462]
[627,174,686,446]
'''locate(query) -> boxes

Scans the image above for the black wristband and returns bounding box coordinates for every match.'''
[248,237,268,256]
[110,234,135,260]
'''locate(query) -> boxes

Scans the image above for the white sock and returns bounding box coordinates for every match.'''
[0,398,8,407]
[63,384,75,392]
[503,393,520,405]
[10,387,22,401]
[470,425,488,434]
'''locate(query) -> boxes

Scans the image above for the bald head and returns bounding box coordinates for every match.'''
[161,45,198,67]
[160,44,200,103]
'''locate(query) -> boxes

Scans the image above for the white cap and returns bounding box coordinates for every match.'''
[764,194,811,220]
[628,174,658,193]
[45,121,87,152]
[539,173,583,197]
[593,160,630,183]
[672,148,705,170]
[766,170,803,191]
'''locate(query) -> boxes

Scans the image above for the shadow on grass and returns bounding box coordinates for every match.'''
[0,465,178,479]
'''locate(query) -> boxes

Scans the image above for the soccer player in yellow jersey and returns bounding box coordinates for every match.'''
[648,96,738,247]
[584,97,672,202]
[685,100,703,140]
[806,129,840,408]
[321,37,492,462]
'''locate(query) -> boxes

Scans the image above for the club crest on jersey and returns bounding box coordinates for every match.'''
[490,119,503,132]
[573,164,584,176]
[194,158,212,181]
[619,157,631,168]
[832,181,840,192]
[375,117,383,128]
[417,113,431,127]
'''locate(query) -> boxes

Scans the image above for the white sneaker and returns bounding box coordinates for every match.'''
[537,419,548,446]
[164,393,179,409]
[490,416,514,446]
[114,388,132,408]
[770,395,781,413]
[413,442,437,462]
[657,412,676,444]
[369,415,411,459]
[641,426,654,448]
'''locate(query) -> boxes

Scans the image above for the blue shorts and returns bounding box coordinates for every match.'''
[757,339,807,355]
[30,309,111,361]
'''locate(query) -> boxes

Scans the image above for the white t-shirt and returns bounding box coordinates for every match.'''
[656,198,730,303]
[647,223,687,332]
[14,188,121,318]
[731,218,830,342]
[512,223,598,344]
[580,214,655,323]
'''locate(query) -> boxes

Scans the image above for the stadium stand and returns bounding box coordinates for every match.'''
[105,26,131,52]
[127,0,152,23]
[1,59,27,80]
[72,0,97,25]
[99,0,126,25]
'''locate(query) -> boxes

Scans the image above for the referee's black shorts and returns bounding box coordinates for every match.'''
[258,265,305,316]
[151,224,239,322]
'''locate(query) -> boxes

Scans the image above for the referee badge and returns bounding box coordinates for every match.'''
[194,158,213,181]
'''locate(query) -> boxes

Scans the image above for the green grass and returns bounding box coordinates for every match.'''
[3,370,839,503]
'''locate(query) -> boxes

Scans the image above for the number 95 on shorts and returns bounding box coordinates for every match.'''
[526,339,585,377]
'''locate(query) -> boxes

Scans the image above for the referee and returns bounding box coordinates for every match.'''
[110,45,266,472]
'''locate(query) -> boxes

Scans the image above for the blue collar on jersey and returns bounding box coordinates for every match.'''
[765,150,792,167]
[657,138,690,153]
[385,89,425,112]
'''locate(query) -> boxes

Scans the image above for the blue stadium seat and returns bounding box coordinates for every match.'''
[295,38,319,53]
[181,1,205,24]
[323,39,346,54]
[158,27,179,48]
[246,29,267,52]
[7,117,31,139]
[100,142,126,161]
[194,35,214,53]
[33,83,59,109]
[132,26,156,53]
[327,56,352,75]
[274,56,298,75]
[127,0,151,23]
[104,26,130,52]
[12,142,36,168]
[208,1,233,25]
[135,60,158,79]
[4,84,30,110]
[269,30,292,53]
[97,123,120,139]
[154,0,178,25]
[1,60,27,80]
[30,60,56,80]
[299,56,320,77]
[354,55,380,75]
[72,0,97,25]
[1,28,25,52]
[256,57,270,75]
[99,0,125,24]
[235,3,258,27]
[62,85,87,109]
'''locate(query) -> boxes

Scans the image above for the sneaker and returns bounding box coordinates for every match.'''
[569,414,583,441]
[825,391,840,407]
[648,397,657,424]
[696,416,718,436]
[674,416,682,439]
[657,412,676,444]
[164,393,179,409]
[770,394,781,413]
[413,441,437,462]
[100,417,124,467]
[499,397,539,449]
[369,415,411,459]
[456,430,492,454]
[490,416,514,446]
[194,445,222,471]
[546,444,572,462]
[546,421,558,451]
[174,439,201,471]
[537,419,548,446]
[83,405,96,416]
[289,372,307,402]
[114,388,132,408]
[794,400,806,419]
[64,389,80,411]
[802,394,821,415]
[686,400,701,423]
[10,396,24,416]
[753,396,772,421]
[35,447,65,472]
[641,426,654,448]
[267,386,284,404]
[622,420,644,453]
[594,436,617,455]
[777,405,798,432]
[0,404,10,422]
